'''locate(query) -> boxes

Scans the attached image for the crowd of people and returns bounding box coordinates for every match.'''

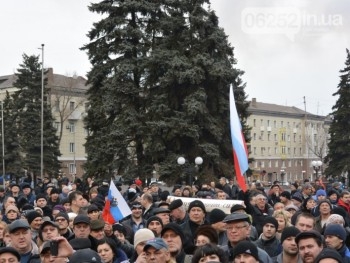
[0,175,348,263]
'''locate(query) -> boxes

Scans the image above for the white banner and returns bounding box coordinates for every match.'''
[167,196,244,214]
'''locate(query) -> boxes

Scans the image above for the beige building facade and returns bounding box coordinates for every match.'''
[0,68,88,179]
[248,98,330,184]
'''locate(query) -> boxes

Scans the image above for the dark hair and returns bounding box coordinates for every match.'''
[96,237,119,260]
[68,191,83,204]
[191,243,228,263]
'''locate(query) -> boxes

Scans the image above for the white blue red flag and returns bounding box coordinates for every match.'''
[229,86,249,192]
[102,180,132,223]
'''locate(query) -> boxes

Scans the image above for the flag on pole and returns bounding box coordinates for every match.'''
[229,86,249,192]
[102,180,132,223]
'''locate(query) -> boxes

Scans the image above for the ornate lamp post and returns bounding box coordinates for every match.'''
[177,156,203,186]
[311,160,323,179]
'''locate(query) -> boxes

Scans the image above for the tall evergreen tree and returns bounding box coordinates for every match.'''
[325,49,350,179]
[83,0,250,182]
[0,92,23,179]
[12,54,61,177]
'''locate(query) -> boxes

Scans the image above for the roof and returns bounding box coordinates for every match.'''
[248,98,327,120]
[0,68,88,92]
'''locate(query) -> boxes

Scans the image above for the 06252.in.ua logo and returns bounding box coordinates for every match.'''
[241,7,342,41]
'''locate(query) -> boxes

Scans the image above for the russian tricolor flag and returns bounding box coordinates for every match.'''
[229,86,249,192]
[102,180,132,224]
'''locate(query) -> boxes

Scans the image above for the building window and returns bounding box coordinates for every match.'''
[253,133,256,140]
[281,146,286,154]
[268,160,272,168]
[274,134,277,141]
[69,143,75,153]
[267,120,270,127]
[267,133,270,141]
[261,161,265,168]
[260,132,264,140]
[274,121,277,128]
[253,147,257,155]
[281,133,286,141]
[253,119,256,127]
[287,135,290,141]
[260,119,263,126]
[68,122,75,133]
[293,134,296,142]
[281,121,284,127]
[288,160,292,167]
[261,147,265,155]
[55,100,59,112]
[275,161,279,167]
[268,147,271,155]
[69,163,76,174]
[275,147,278,154]
[70,101,75,110]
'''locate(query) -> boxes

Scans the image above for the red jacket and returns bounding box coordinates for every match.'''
[337,198,350,214]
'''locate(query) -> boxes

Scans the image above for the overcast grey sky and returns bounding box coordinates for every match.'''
[1,0,349,116]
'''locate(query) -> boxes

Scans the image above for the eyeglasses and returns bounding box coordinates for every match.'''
[55,218,66,222]
[226,225,248,231]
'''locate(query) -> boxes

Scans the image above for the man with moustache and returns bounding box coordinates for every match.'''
[275,226,302,263]
[295,230,323,263]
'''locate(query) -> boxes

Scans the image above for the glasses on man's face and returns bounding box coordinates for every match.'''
[225,224,248,231]
[55,218,66,222]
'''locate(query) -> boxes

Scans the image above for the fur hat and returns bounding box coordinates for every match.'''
[195,225,218,244]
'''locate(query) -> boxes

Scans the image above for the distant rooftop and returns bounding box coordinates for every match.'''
[0,68,88,91]
[249,98,326,120]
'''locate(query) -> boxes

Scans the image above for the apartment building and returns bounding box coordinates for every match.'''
[247,98,330,184]
[0,68,88,178]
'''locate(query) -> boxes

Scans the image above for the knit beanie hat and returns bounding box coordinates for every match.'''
[195,225,218,244]
[280,226,300,244]
[324,224,347,241]
[133,229,155,248]
[26,211,42,224]
[315,248,343,263]
[36,193,47,202]
[263,216,278,229]
[188,200,206,213]
[232,241,259,261]
[55,212,69,222]
[146,216,164,228]
[52,205,66,212]
[316,189,327,198]
[208,208,226,224]
[291,192,303,203]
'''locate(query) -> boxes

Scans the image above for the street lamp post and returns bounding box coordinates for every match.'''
[1,101,5,189]
[280,169,285,185]
[177,156,203,186]
[39,44,44,180]
[311,160,322,179]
